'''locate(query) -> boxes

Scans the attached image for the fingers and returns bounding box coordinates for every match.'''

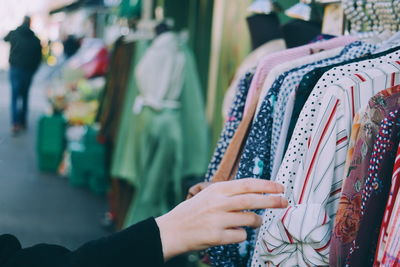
[226,194,288,211]
[223,212,263,229]
[218,228,247,245]
[215,178,285,196]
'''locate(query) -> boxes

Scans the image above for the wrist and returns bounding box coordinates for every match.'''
[155,212,188,261]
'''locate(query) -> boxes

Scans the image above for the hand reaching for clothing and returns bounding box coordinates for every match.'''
[156,178,287,261]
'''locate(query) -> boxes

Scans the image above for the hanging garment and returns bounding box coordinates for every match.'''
[375,143,400,265]
[251,60,400,266]
[122,32,208,226]
[347,108,400,266]
[206,71,254,182]
[330,86,400,267]
[134,32,185,113]
[98,39,135,143]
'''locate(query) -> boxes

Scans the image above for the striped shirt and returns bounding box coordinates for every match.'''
[251,59,400,266]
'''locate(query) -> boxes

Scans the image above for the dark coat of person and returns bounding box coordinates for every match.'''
[4,25,42,72]
[0,218,164,267]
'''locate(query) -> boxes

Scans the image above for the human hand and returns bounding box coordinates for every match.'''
[156,178,288,261]
[186,182,211,199]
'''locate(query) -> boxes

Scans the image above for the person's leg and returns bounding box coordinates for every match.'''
[9,67,21,132]
[19,70,34,129]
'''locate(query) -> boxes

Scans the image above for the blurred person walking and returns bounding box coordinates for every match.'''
[4,16,42,135]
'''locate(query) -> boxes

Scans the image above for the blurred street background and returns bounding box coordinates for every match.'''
[0,67,108,249]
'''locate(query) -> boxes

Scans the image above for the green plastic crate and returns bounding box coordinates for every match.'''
[69,149,89,187]
[37,153,63,173]
[36,114,66,172]
[68,126,109,194]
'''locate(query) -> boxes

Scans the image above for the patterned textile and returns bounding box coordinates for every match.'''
[204,71,254,182]
[375,143,400,265]
[330,86,400,266]
[347,109,400,266]
[252,61,400,267]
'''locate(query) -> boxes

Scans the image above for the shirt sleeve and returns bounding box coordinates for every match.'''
[67,217,164,267]
[1,217,165,267]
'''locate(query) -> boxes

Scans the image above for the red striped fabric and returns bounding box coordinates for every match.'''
[375,144,400,266]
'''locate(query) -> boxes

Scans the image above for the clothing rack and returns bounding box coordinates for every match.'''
[201,4,400,263]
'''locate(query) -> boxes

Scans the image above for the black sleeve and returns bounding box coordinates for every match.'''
[32,36,42,72]
[66,217,165,267]
[0,217,165,267]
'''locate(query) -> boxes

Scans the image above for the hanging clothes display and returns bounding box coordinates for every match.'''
[121,32,209,226]
[199,3,400,262]
[251,62,400,267]
[207,37,377,267]
[211,36,357,186]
